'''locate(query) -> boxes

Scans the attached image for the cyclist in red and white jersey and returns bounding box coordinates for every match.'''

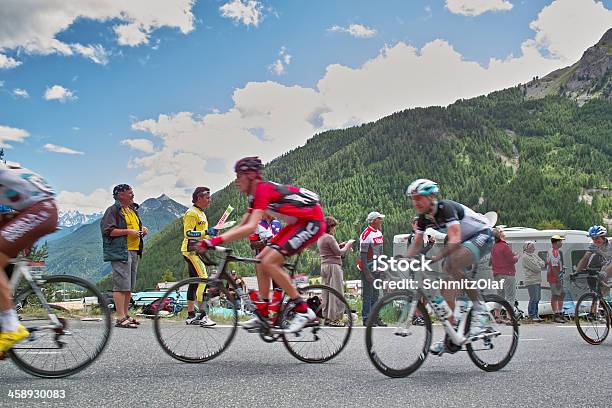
[193,157,325,333]
[0,162,59,353]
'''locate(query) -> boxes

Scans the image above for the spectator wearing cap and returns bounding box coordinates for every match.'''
[522,241,545,321]
[101,184,148,329]
[317,216,355,326]
[181,187,216,327]
[359,211,386,326]
[491,228,519,323]
[546,235,566,323]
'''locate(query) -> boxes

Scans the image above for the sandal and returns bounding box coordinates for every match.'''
[127,316,140,325]
[115,317,138,329]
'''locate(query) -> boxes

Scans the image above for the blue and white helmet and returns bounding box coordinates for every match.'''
[406,179,439,197]
[587,225,607,237]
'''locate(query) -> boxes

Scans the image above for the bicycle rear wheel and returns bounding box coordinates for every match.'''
[465,294,519,372]
[574,292,611,345]
[10,275,112,378]
[281,284,353,363]
[365,291,432,378]
[153,277,237,363]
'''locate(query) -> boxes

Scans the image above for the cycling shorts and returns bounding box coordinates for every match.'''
[268,207,325,257]
[461,228,494,264]
[0,199,58,258]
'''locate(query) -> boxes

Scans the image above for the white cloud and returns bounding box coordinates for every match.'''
[529,0,612,63]
[56,188,112,214]
[121,138,156,153]
[220,0,263,27]
[0,0,197,67]
[69,0,612,211]
[0,125,29,148]
[43,143,84,155]
[328,23,377,38]
[70,43,109,65]
[445,0,513,16]
[268,46,291,75]
[12,88,29,98]
[43,85,77,102]
[0,53,21,69]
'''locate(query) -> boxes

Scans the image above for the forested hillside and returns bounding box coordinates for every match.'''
[128,88,611,290]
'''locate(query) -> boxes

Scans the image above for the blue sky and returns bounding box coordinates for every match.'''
[0,0,611,213]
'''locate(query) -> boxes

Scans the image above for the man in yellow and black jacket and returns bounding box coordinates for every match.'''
[181,187,216,327]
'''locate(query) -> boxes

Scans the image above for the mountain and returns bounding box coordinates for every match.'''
[44,210,103,242]
[46,195,188,282]
[132,30,612,290]
[59,210,103,227]
[526,28,612,104]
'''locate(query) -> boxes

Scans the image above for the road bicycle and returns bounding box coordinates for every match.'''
[1,257,112,378]
[153,246,352,363]
[570,268,611,345]
[365,264,519,378]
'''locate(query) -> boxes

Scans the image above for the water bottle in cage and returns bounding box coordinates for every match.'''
[268,288,283,324]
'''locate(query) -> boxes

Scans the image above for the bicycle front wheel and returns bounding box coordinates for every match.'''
[575,292,611,345]
[281,284,353,363]
[465,294,519,372]
[11,275,112,378]
[153,277,237,363]
[365,291,432,378]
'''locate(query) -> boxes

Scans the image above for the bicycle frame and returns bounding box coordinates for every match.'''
[393,269,499,347]
[8,258,62,331]
[201,247,300,316]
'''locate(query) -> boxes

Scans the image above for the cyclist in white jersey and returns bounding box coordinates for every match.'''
[0,162,58,353]
[405,179,494,356]
[573,226,612,297]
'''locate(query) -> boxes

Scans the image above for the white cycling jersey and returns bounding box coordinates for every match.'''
[0,165,55,211]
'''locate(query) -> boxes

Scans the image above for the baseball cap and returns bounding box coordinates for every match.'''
[366,211,385,222]
[551,235,565,240]
[192,187,210,203]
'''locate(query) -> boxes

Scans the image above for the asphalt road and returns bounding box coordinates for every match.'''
[1,322,611,408]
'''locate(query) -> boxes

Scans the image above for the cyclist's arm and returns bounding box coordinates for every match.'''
[217,210,264,244]
[574,251,593,274]
[407,233,424,257]
[432,223,461,262]
[236,212,250,227]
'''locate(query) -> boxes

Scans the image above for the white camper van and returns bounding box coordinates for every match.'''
[393,228,594,316]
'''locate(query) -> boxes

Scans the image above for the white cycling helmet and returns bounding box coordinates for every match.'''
[406,179,439,197]
[588,225,607,237]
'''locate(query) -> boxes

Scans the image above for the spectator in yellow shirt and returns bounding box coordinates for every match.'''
[181,187,216,327]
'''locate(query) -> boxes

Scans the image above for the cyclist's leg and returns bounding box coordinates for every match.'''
[260,217,326,332]
[0,253,13,311]
[0,199,58,351]
[258,248,299,299]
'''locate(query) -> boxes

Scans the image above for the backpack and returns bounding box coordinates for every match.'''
[142,297,174,315]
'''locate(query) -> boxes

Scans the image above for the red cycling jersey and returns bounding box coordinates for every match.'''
[248,181,325,256]
[248,181,322,223]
